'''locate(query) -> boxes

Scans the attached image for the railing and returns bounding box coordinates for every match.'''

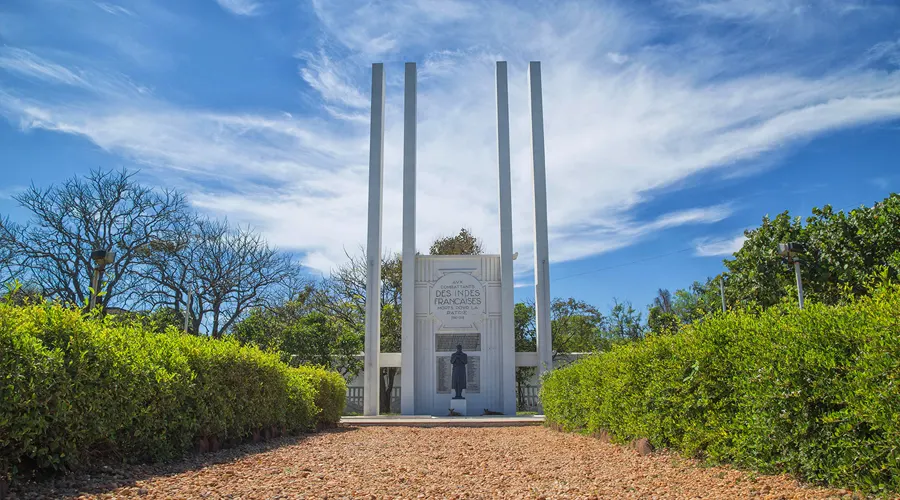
[344,385,542,414]
[517,385,541,412]
[345,386,401,414]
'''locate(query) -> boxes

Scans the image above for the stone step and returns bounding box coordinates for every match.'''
[340,415,545,427]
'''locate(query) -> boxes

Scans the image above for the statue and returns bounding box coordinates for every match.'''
[450,344,467,399]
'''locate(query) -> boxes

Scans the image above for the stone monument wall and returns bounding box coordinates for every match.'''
[413,255,504,415]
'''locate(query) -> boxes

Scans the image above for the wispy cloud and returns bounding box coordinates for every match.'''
[0,48,150,97]
[215,0,262,16]
[94,2,135,16]
[695,234,748,257]
[297,50,370,111]
[667,0,870,22]
[1,0,900,278]
[0,186,27,201]
[0,48,89,88]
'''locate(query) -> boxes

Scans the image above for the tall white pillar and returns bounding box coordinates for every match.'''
[364,63,386,416]
[400,62,417,415]
[528,61,553,386]
[495,61,517,416]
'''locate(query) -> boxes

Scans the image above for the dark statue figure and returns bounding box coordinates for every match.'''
[450,344,468,399]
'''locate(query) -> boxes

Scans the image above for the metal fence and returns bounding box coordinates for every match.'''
[344,385,541,414]
[517,385,541,412]
[345,386,401,414]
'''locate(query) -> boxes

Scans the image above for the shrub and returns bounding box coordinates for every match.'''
[542,285,900,494]
[0,302,346,485]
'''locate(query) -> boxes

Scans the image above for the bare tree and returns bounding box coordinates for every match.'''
[135,218,301,338]
[652,288,673,313]
[317,249,402,412]
[0,169,190,310]
[322,227,485,412]
[0,226,14,283]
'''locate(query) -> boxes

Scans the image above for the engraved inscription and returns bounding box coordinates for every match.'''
[436,355,480,394]
[466,356,480,393]
[431,273,485,328]
[436,333,481,352]
[436,356,451,393]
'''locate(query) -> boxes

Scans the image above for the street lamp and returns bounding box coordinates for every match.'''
[89,248,115,310]
[777,242,805,309]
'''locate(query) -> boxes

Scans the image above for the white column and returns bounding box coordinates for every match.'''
[495,61,517,416]
[400,62,417,415]
[528,61,553,386]
[364,63,386,416]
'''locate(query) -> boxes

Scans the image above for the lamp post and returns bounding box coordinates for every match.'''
[89,248,116,310]
[777,242,805,309]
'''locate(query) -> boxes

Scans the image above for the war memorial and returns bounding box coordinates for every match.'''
[361,61,553,416]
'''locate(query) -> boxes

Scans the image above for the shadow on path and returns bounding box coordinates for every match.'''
[10,427,358,499]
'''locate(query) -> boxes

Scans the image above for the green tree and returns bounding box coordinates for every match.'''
[608,299,644,341]
[550,298,607,356]
[512,297,607,407]
[0,169,190,311]
[233,289,363,378]
[513,302,537,409]
[428,228,483,255]
[672,280,722,322]
[724,193,900,308]
[321,228,485,413]
[514,299,606,356]
[647,306,679,335]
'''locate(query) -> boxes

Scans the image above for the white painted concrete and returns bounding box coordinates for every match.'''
[401,62,417,415]
[360,61,550,416]
[449,398,467,416]
[515,352,539,367]
[363,63,385,416]
[528,61,553,388]
[495,61,517,416]
[341,415,545,427]
[380,352,402,367]
[413,255,511,416]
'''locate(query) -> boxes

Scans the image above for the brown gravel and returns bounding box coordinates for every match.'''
[12,425,866,499]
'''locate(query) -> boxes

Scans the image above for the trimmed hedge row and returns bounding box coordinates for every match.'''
[0,302,346,484]
[542,285,900,494]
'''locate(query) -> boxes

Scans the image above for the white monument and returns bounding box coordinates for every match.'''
[363,61,552,416]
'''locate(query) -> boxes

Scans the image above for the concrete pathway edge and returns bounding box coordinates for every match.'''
[340,415,546,427]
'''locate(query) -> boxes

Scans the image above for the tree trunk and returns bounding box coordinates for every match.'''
[211,304,221,338]
[380,367,397,413]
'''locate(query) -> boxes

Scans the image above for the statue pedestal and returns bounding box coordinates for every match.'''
[449,398,467,416]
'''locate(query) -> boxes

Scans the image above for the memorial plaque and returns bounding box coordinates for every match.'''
[466,356,480,393]
[430,272,485,328]
[435,333,481,352]
[436,355,480,394]
[436,356,451,394]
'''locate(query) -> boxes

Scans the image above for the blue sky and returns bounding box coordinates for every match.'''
[1,0,899,313]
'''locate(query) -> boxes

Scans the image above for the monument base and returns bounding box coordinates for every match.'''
[449,398,467,417]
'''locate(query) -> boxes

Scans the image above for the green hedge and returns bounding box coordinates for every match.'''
[542,285,900,494]
[0,302,346,484]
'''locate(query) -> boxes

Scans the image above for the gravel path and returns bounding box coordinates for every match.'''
[14,426,857,499]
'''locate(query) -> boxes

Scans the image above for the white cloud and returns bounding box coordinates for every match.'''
[0,48,88,88]
[215,0,261,16]
[297,50,370,110]
[0,47,150,96]
[0,186,27,201]
[694,234,748,257]
[607,52,629,64]
[667,0,868,22]
[2,0,900,279]
[94,2,135,16]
